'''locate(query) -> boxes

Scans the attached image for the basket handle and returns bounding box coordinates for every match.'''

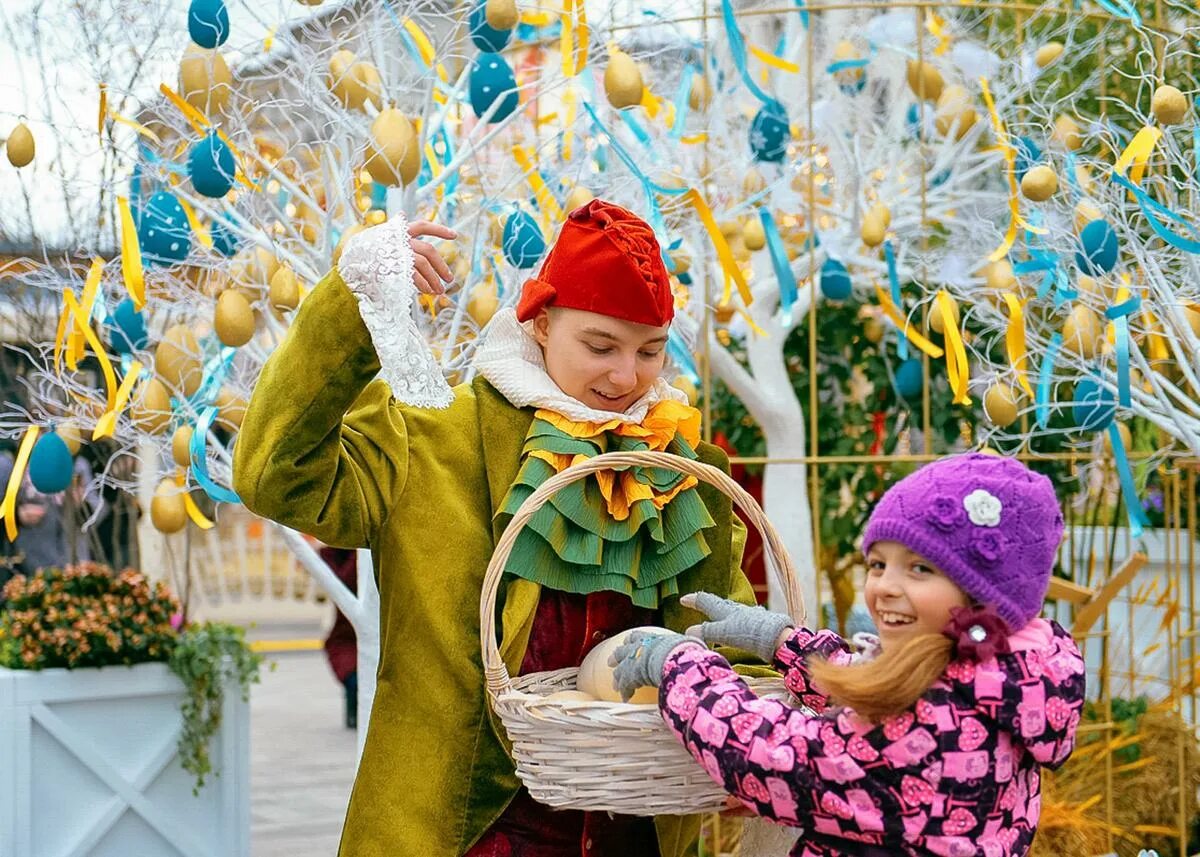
[479,449,807,697]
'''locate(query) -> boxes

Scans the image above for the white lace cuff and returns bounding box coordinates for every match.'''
[336,213,454,409]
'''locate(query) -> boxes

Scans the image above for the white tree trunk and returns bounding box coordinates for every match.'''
[354,547,380,761]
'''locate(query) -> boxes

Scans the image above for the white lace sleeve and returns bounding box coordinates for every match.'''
[336,213,454,409]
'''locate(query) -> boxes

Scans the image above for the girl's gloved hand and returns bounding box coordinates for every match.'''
[608,630,698,702]
[680,591,795,662]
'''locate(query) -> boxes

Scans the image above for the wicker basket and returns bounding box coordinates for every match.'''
[480,449,807,816]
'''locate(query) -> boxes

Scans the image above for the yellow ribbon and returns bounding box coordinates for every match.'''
[560,0,588,77]
[874,284,944,358]
[70,258,105,369]
[403,19,449,101]
[98,83,108,137]
[158,84,255,190]
[1114,125,1162,186]
[1001,291,1035,399]
[178,198,213,249]
[1,427,40,541]
[93,360,143,440]
[176,469,215,530]
[979,77,1045,262]
[562,87,578,159]
[116,197,145,309]
[108,112,162,144]
[926,11,952,56]
[749,44,800,73]
[936,290,971,405]
[513,146,564,222]
[639,87,661,119]
[683,189,752,307]
[61,290,118,415]
[264,25,277,52]
[520,9,555,26]
[681,132,708,144]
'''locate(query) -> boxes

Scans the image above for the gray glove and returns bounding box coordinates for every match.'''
[608,629,697,702]
[680,591,795,662]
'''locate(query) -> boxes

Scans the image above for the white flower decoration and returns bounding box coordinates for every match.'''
[963,489,1002,527]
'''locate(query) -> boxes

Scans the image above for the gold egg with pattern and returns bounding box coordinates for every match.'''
[742,169,767,197]
[860,203,890,248]
[1102,422,1132,457]
[671,375,698,406]
[56,423,85,456]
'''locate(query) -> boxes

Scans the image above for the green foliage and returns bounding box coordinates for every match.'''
[168,621,263,794]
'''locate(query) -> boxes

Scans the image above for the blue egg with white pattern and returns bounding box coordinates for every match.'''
[895,358,924,400]
[1075,219,1119,276]
[749,103,789,163]
[137,191,192,266]
[188,132,236,198]
[819,258,853,301]
[109,297,149,355]
[502,210,545,268]
[1014,136,1042,178]
[188,0,230,49]
[468,2,513,52]
[210,216,240,257]
[1072,376,1116,432]
[28,432,74,494]
[469,52,519,123]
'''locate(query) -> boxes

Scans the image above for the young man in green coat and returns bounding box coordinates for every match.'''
[234,200,768,856]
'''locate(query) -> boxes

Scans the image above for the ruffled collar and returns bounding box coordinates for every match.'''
[473,308,688,424]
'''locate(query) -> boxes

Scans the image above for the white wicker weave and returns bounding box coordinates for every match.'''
[479,450,807,816]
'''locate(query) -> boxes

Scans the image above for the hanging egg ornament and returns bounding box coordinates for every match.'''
[151,479,189,534]
[137,192,192,266]
[983,384,1021,427]
[328,50,367,110]
[742,169,767,197]
[364,108,421,186]
[215,388,248,430]
[832,40,865,94]
[1075,219,1119,275]
[1052,115,1082,150]
[502,210,546,268]
[1074,201,1104,233]
[155,324,203,397]
[469,53,520,122]
[187,0,230,49]
[132,378,173,434]
[56,423,85,457]
[928,294,960,335]
[604,49,644,110]
[1062,305,1104,359]
[933,85,977,140]
[688,73,711,112]
[982,258,1016,292]
[1020,165,1058,202]
[1035,42,1064,68]
[1151,84,1189,125]
[172,425,195,470]
[742,217,766,252]
[214,289,256,347]
[1014,136,1042,178]
[469,1,513,52]
[188,131,236,198]
[749,103,789,163]
[179,45,232,115]
[906,60,944,101]
[894,358,924,400]
[1071,377,1116,433]
[1185,304,1200,338]
[485,0,519,31]
[28,432,74,494]
[863,318,884,344]
[332,224,364,266]
[467,281,500,327]
[565,185,594,213]
[860,203,889,248]
[355,62,384,111]
[819,258,853,301]
[5,122,34,168]
[1102,422,1132,457]
[109,297,149,354]
[269,266,300,311]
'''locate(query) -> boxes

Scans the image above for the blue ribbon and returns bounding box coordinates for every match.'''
[1111,170,1200,254]
[1064,149,1080,200]
[1105,295,1141,408]
[758,208,797,324]
[190,406,241,504]
[1036,332,1062,428]
[719,0,783,110]
[825,58,870,74]
[1107,423,1148,538]
[1194,125,1200,179]
[1093,0,1142,27]
[883,240,908,359]
[669,65,696,142]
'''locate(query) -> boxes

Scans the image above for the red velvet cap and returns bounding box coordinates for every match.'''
[515,199,674,327]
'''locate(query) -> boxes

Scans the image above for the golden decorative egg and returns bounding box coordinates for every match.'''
[172,425,194,469]
[671,375,698,405]
[328,50,364,109]
[982,258,1016,292]
[669,249,691,276]
[928,294,960,335]
[155,324,203,397]
[355,63,384,111]
[151,479,189,534]
[742,169,767,197]
[565,185,594,213]
[688,74,711,112]
[215,388,247,430]
[179,45,232,115]
[1074,200,1104,232]
[332,223,364,265]
[1102,422,1132,456]
[214,290,256,347]
[1076,275,1115,303]
[364,108,421,187]
[742,217,766,252]
[132,378,173,434]
[906,60,944,101]
[832,40,863,87]
[1052,114,1082,150]
[269,267,300,311]
[1020,165,1058,202]
[1151,84,1189,126]
[1185,304,1200,338]
[714,302,736,324]
[604,49,644,110]
[467,282,500,327]
[5,122,35,168]
[863,318,884,344]
[485,0,519,31]
[1061,305,1104,359]
[934,85,977,139]
[860,204,890,248]
[1035,42,1064,68]
[983,384,1021,427]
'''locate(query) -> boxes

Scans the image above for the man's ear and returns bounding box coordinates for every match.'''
[531,309,551,347]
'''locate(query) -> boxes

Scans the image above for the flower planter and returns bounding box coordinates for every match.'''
[0,661,249,857]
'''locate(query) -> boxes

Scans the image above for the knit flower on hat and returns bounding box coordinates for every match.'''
[963,488,1003,527]
[944,605,1011,662]
[969,530,1007,566]
[926,495,966,532]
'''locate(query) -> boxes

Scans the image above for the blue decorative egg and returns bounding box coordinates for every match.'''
[749,102,789,163]
[819,258,853,301]
[906,103,922,138]
[502,210,545,268]
[895,358,924,400]
[1072,376,1116,432]
[1075,219,1119,275]
[137,191,192,266]
[469,53,519,123]
[210,216,240,257]
[1014,136,1042,178]
[110,297,149,355]
[28,432,74,494]
[188,0,230,49]
[188,132,235,198]
[469,2,513,52]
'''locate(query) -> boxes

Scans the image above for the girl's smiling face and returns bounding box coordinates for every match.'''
[864,540,971,649]
[531,308,669,413]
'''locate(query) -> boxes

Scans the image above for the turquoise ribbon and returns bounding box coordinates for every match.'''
[1111,170,1200,254]
[1105,295,1141,409]
[1093,0,1141,27]
[1064,149,1080,200]
[1194,126,1200,179]
[1036,332,1062,428]
[1107,423,1148,538]
[720,0,783,110]
[883,240,908,359]
[669,65,696,142]
[826,58,869,74]
[758,208,797,324]
[190,406,241,504]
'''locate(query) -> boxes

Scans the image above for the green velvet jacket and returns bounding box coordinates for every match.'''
[233,270,764,856]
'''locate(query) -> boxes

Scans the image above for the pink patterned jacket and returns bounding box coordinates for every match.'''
[658,619,1085,857]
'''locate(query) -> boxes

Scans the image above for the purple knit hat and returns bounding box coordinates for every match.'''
[861,453,1064,628]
